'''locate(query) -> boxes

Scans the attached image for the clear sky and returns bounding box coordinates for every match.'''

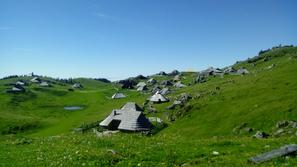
[1,0,296,80]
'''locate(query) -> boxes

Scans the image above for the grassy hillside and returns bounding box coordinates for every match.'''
[0,46,297,166]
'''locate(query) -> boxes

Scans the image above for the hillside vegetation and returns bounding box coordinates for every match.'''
[1,46,297,166]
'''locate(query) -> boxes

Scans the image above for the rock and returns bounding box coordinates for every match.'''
[291,122,297,128]
[253,131,269,139]
[178,93,192,103]
[276,120,297,129]
[249,144,297,164]
[273,129,285,136]
[107,149,119,155]
[148,117,163,124]
[96,130,119,137]
[166,100,183,110]
[266,64,276,70]
[212,151,220,156]
[195,75,207,83]
[276,120,290,128]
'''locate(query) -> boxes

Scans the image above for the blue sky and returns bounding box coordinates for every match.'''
[1,0,296,80]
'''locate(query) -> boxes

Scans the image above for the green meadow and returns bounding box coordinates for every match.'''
[1,46,297,166]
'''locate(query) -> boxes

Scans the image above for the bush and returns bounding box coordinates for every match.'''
[1,120,40,134]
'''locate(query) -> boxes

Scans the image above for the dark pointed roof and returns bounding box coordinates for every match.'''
[100,102,151,131]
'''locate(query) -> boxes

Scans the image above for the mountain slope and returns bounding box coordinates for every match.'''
[0,46,297,166]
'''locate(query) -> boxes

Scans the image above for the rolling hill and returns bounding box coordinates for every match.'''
[0,46,297,166]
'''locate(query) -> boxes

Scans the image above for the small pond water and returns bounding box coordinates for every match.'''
[64,106,83,111]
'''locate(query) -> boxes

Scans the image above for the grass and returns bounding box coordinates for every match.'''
[0,46,297,166]
[1,134,297,167]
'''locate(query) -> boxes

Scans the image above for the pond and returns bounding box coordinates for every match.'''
[64,106,83,111]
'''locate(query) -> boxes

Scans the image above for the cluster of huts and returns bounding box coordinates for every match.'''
[7,81,26,93]
[6,77,48,93]
[7,76,84,93]
[195,66,249,83]
[101,70,187,132]
[101,67,250,132]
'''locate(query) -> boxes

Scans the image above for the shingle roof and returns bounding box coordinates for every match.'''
[30,77,41,83]
[160,87,170,95]
[40,82,49,86]
[174,81,187,88]
[149,92,169,103]
[121,102,143,111]
[137,85,147,92]
[136,82,147,87]
[147,78,157,84]
[100,102,151,131]
[112,93,126,99]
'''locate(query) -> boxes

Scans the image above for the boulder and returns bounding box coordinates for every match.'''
[253,131,269,139]
[178,93,192,103]
[195,75,207,83]
[148,117,163,124]
[167,100,183,110]
[276,120,297,129]
[273,129,285,136]
[249,144,297,164]
[266,64,276,70]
